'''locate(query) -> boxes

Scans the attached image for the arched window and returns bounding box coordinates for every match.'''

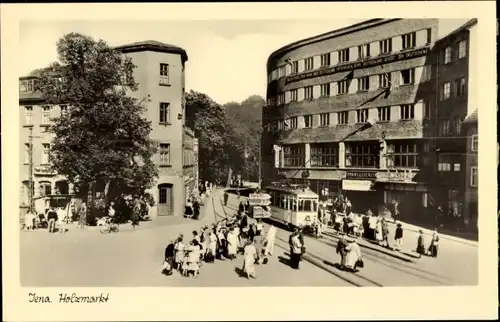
[39,181,52,197]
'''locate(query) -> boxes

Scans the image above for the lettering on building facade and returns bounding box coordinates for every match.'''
[346,171,377,180]
[284,47,430,85]
[34,166,57,175]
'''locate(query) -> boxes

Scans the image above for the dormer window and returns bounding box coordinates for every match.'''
[19,79,36,92]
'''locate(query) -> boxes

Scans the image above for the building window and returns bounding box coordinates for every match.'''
[400,69,415,85]
[320,83,330,97]
[402,32,416,49]
[290,89,298,102]
[356,109,368,123]
[278,93,285,105]
[304,86,313,100]
[470,167,478,187]
[454,163,461,172]
[19,79,35,92]
[278,66,286,78]
[320,113,330,126]
[358,44,370,59]
[358,76,369,91]
[379,38,392,54]
[338,111,349,125]
[471,134,478,151]
[338,49,349,63]
[291,61,298,74]
[320,53,330,67]
[379,73,391,88]
[25,106,33,125]
[400,104,415,120]
[289,117,298,129]
[458,40,467,59]
[39,182,52,197]
[439,120,450,136]
[24,143,30,164]
[60,104,68,117]
[378,106,391,121]
[311,143,338,167]
[283,145,305,167]
[456,78,466,97]
[441,82,451,100]
[386,142,419,168]
[159,63,169,85]
[41,144,50,164]
[438,162,451,172]
[159,102,170,123]
[159,143,170,165]
[338,80,348,94]
[304,57,314,71]
[423,101,432,119]
[454,117,462,135]
[345,143,379,168]
[304,115,312,128]
[41,106,51,125]
[444,47,452,64]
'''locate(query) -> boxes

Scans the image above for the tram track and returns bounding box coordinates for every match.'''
[214,197,381,287]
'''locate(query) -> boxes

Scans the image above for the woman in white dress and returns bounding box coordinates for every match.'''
[264,225,277,256]
[344,238,362,272]
[375,217,384,243]
[174,236,185,271]
[226,227,238,260]
[206,229,217,262]
[242,239,257,278]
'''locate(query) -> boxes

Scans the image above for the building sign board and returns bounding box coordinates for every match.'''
[285,47,430,85]
[346,171,377,180]
[34,166,57,175]
[377,169,415,183]
[342,179,372,191]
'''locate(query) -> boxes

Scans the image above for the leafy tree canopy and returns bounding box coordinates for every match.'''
[37,33,158,205]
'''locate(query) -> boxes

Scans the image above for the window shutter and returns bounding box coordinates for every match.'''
[370,41,380,56]
[392,71,400,87]
[331,52,339,65]
[313,55,321,68]
[414,66,423,84]
[416,29,428,47]
[414,100,424,120]
[285,91,291,104]
[349,47,359,61]
[393,36,402,52]
[369,75,379,89]
[348,79,358,94]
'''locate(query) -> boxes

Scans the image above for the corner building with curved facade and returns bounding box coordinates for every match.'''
[262,19,439,216]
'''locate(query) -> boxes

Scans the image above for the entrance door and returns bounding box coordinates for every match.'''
[158,184,173,216]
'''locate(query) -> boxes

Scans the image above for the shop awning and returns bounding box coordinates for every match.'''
[342,179,373,191]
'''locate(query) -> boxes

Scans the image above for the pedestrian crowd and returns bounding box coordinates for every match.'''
[162,200,277,279]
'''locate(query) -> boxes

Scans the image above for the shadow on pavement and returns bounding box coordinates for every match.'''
[277,256,291,267]
[234,267,247,278]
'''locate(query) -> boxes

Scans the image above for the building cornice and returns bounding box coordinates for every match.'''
[114,40,188,63]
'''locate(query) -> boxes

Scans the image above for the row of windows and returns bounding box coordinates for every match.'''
[269,191,319,212]
[282,142,420,168]
[24,102,173,126]
[276,104,420,131]
[440,77,467,101]
[443,40,468,64]
[268,29,432,82]
[23,143,51,164]
[437,163,477,187]
[438,117,463,136]
[24,105,68,125]
[268,67,429,106]
[19,63,173,94]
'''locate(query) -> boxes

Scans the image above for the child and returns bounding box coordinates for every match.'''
[416,230,426,258]
[393,223,403,251]
[162,241,175,276]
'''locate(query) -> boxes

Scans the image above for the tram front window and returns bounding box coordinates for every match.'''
[298,199,318,212]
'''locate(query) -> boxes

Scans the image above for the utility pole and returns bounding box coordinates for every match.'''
[28,127,41,213]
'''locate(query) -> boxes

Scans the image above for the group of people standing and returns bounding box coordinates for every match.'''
[162,204,277,279]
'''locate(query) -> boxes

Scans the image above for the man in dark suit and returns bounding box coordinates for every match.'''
[336,234,349,270]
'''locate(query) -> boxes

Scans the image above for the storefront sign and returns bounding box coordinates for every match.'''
[378,169,415,182]
[34,166,57,175]
[342,179,372,191]
[285,47,430,85]
[346,171,377,180]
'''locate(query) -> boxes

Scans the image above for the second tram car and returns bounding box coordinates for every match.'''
[263,183,319,228]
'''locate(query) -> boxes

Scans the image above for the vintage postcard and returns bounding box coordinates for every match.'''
[1,2,498,321]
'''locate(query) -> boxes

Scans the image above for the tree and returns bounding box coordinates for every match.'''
[185,90,230,183]
[224,95,264,182]
[37,33,158,218]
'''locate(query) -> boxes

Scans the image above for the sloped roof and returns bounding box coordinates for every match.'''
[463,109,478,124]
[436,18,478,44]
[114,40,188,62]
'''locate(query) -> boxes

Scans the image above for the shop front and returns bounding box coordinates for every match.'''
[341,171,381,214]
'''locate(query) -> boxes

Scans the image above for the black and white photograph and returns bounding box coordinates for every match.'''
[2,2,497,321]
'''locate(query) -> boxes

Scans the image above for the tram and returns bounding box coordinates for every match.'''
[263,182,319,228]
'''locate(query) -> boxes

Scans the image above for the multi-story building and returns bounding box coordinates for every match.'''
[426,19,478,229]
[19,40,199,219]
[262,19,439,216]
[463,109,478,230]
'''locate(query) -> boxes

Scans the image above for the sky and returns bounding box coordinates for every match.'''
[19,19,470,105]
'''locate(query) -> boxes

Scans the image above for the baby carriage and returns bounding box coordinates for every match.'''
[181,248,201,277]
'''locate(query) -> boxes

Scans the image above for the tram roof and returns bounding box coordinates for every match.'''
[264,184,319,198]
